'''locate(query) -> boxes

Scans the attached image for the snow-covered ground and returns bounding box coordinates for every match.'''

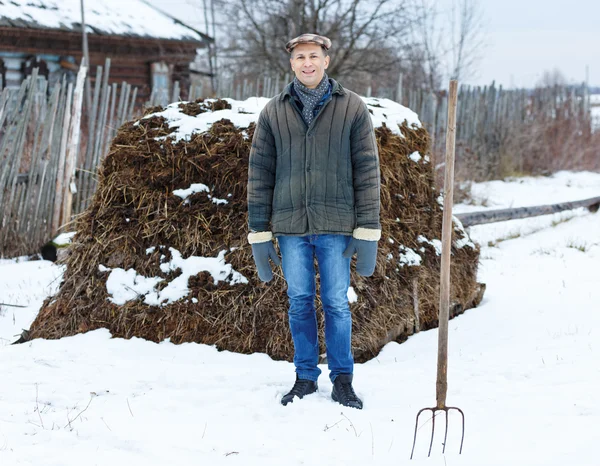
[1,171,599,466]
[454,170,600,246]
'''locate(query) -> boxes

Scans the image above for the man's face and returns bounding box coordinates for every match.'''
[290,43,330,89]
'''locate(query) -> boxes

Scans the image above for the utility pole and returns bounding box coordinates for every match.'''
[202,0,215,93]
[210,0,218,93]
[586,65,590,88]
[80,0,92,117]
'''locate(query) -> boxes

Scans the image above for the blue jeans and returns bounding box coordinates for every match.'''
[277,234,353,382]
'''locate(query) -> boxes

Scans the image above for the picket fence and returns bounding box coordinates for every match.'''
[0,65,593,257]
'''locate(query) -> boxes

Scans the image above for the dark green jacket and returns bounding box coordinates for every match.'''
[247,79,380,236]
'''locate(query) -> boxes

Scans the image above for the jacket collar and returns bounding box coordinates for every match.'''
[279,77,345,101]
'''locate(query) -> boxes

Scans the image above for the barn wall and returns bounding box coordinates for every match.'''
[0,27,202,102]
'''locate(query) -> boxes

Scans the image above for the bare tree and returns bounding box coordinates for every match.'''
[407,0,444,91]
[536,68,569,88]
[214,0,486,96]
[218,0,418,92]
[407,0,485,90]
[449,0,486,82]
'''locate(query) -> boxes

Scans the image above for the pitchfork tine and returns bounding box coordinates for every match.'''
[429,410,435,456]
[442,410,448,454]
[410,409,421,460]
[454,407,466,454]
[411,406,465,458]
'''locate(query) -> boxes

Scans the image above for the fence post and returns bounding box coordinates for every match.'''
[61,64,88,231]
[52,82,73,235]
[172,81,180,103]
[396,72,403,104]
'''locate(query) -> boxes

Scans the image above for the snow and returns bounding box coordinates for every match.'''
[103,267,163,306]
[101,248,248,306]
[143,96,421,143]
[0,0,204,41]
[0,260,64,346]
[1,172,600,465]
[172,183,210,200]
[142,98,270,141]
[454,170,600,247]
[455,171,600,213]
[409,151,423,163]
[0,255,33,266]
[52,232,76,246]
[398,245,422,267]
[172,183,230,205]
[145,0,208,33]
[361,97,422,135]
[347,287,358,304]
[417,235,442,255]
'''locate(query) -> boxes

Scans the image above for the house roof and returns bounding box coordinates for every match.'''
[0,0,213,43]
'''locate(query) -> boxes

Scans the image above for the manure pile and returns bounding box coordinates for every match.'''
[27,96,484,362]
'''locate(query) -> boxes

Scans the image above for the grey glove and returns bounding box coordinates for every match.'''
[343,238,378,277]
[251,241,281,282]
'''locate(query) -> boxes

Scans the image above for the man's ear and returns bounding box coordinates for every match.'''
[290,57,294,71]
[324,56,330,69]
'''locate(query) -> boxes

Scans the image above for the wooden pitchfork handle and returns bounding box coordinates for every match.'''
[436,80,458,409]
[410,80,465,459]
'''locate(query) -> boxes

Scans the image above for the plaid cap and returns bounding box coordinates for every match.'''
[285,34,332,53]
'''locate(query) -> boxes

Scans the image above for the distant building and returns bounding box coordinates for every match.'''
[0,0,213,101]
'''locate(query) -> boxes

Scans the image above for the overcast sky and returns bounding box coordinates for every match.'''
[464,0,600,88]
[147,0,600,89]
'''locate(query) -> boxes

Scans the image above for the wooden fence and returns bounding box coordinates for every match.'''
[0,60,140,257]
[212,74,290,102]
[0,58,199,257]
[212,74,593,177]
[0,67,86,258]
[0,65,595,258]
[412,83,591,177]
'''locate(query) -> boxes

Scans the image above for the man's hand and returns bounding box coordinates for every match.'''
[251,242,281,282]
[343,231,379,277]
[248,232,281,282]
[343,227,381,277]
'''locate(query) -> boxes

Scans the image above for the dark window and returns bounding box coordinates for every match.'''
[21,56,50,81]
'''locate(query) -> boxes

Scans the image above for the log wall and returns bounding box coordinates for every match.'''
[0,27,201,102]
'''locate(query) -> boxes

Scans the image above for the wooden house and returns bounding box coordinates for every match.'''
[0,0,214,101]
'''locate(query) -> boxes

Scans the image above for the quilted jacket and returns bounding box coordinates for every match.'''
[247,78,380,237]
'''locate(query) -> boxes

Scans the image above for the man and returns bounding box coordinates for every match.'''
[247,33,381,410]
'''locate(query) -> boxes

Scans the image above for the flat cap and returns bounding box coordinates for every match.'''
[285,34,332,53]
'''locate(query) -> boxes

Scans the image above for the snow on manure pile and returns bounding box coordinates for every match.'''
[27,96,483,362]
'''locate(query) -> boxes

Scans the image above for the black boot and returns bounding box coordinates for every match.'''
[331,374,363,409]
[281,375,318,406]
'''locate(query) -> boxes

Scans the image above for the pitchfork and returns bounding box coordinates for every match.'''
[410,79,465,459]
